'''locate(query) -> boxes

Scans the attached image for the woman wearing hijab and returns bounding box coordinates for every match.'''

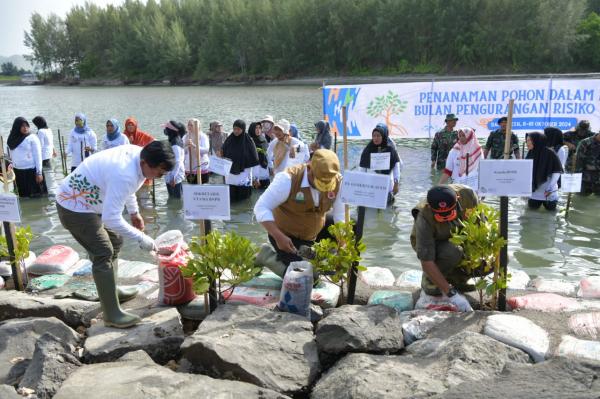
[439,127,483,191]
[183,118,210,184]
[222,119,259,201]
[289,123,304,142]
[67,113,97,172]
[267,119,310,176]
[32,116,55,168]
[359,123,401,203]
[102,118,129,150]
[310,120,332,152]
[7,117,47,197]
[249,121,271,189]
[526,132,563,210]
[544,127,569,170]
[163,121,186,199]
[208,121,228,157]
[124,117,155,147]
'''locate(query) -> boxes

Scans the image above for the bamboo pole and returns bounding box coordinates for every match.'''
[565,154,577,218]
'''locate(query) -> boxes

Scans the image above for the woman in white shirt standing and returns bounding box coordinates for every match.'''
[222,119,259,202]
[102,118,129,150]
[183,118,210,184]
[67,113,97,172]
[7,117,47,197]
[267,119,310,176]
[32,116,55,169]
[163,120,186,198]
[439,126,483,191]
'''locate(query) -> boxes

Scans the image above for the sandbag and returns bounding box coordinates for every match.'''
[577,276,600,298]
[401,310,454,345]
[239,271,283,290]
[157,242,195,305]
[477,267,529,290]
[507,293,581,312]
[28,245,79,275]
[155,230,185,248]
[414,291,458,312]
[557,335,600,362]
[27,274,71,292]
[71,259,93,276]
[484,314,549,363]
[368,290,414,312]
[278,261,313,318]
[0,251,36,276]
[0,277,4,290]
[359,266,395,288]
[311,279,340,309]
[117,259,156,279]
[224,286,280,307]
[527,277,578,296]
[394,269,423,288]
[568,312,600,339]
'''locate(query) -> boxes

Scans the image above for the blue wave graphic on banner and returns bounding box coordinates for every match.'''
[323,87,362,137]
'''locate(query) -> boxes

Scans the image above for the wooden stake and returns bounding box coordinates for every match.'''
[565,154,577,218]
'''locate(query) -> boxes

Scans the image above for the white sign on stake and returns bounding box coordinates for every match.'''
[370,152,390,171]
[561,173,583,193]
[340,170,389,209]
[208,156,233,176]
[183,184,230,221]
[0,193,21,223]
[478,160,533,197]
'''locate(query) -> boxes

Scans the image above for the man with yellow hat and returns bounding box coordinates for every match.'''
[254,149,344,275]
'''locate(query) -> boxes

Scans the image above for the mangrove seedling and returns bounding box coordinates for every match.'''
[182,230,260,304]
[309,221,366,304]
[449,203,508,309]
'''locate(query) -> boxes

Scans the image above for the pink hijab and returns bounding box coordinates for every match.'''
[453,127,482,176]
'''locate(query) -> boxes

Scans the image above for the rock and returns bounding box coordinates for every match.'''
[0,385,20,399]
[433,358,600,399]
[0,317,79,385]
[312,331,529,399]
[315,305,404,357]
[18,332,82,398]
[181,303,319,395]
[309,303,323,323]
[116,350,155,364]
[484,314,549,362]
[404,337,444,356]
[54,360,290,399]
[84,308,184,364]
[0,290,101,328]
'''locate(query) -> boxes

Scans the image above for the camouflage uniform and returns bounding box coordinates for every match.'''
[484,129,519,159]
[575,134,600,195]
[431,129,458,170]
[564,129,594,172]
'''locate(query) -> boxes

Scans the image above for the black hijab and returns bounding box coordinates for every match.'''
[248,121,268,168]
[7,117,30,150]
[544,127,564,153]
[164,120,185,147]
[359,123,400,174]
[32,116,48,129]
[222,119,259,174]
[526,132,563,191]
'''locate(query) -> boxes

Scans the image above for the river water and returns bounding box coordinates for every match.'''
[1,85,599,281]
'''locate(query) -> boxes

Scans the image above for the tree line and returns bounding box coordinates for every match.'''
[23,0,600,82]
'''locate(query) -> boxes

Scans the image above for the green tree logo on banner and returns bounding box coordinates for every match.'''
[366,91,409,136]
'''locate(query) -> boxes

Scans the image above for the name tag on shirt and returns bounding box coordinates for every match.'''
[370,152,390,171]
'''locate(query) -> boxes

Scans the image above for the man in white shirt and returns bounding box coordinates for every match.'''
[253,149,344,277]
[56,141,175,328]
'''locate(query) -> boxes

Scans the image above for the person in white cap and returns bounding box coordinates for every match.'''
[267,119,309,175]
[261,115,275,143]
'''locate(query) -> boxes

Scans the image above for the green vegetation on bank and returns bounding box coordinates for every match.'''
[23,0,600,82]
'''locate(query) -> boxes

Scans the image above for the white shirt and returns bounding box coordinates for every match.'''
[531,172,560,201]
[57,145,148,243]
[166,144,185,185]
[102,134,130,150]
[183,132,209,173]
[225,167,253,186]
[254,168,345,223]
[9,135,43,173]
[267,137,310,175]
[67,129,98,167]
[556,145,568,170]
[37,128,54,160]
[359,161,401,193]
[443,148,482,191]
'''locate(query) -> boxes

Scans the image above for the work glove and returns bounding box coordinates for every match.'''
[448,293,473,312]
[139,234,157,252]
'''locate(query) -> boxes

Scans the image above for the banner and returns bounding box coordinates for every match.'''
[323,79,600,139]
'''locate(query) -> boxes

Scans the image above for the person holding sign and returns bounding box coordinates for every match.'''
[410,185,480,312]
[358,123,401,203]
[439,127,482,191]
[222,119,259,202]
[253,149,344,275]
[183,118,210,184]
[267,119,309,176]
[525,132,563,210]
[483,116,520,160]
[56,141,175,328]
[67,113,97,172]
[431,114,459,170]
[575,131,600,195]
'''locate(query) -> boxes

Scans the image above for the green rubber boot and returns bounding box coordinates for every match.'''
[255,243,288,279]
[113,261,139,303]
[93,268,141,328]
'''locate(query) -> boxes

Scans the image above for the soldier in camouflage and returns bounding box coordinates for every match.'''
[564,120,594,172]
[431,114,459,170]
[575,132,600,195]
[483,116,520,159]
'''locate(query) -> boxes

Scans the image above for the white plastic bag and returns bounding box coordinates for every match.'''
[557,335,600,362]
[400,310,454,345]
[278,261,313,318]
[414,291,457,312]
[359,266,395,288]
[484,314,549,362]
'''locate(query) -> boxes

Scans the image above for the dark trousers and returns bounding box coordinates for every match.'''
[186,173,209,184]
[166,182,183,198]
[14,168,48,198]
[528,198,558,211]
[230,185,252,202]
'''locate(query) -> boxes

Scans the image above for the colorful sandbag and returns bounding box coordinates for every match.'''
[311,280,340,309]
[28,245,79,275]
[368,290,414,312]
[224,286,280,307]
[157,242,196,305]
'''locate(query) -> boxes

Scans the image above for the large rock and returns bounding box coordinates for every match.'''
[84,308,184,364]
[18,333,82,398]
[311,331,529,399]
[54,359,290,399]
[181,304,319,395]
[0,317,79,385]
[315,305,404,357]
[0,291,100,328]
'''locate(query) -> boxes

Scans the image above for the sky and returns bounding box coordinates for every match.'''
[0,0,125,56]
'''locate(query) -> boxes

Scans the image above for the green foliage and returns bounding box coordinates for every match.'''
[309,221,366,302]
[0,235,8,258]
[574,12,600,69]
[367,91,407,118]
[449,203,508,309]
[15,226,34,264]
[181,230,260,302]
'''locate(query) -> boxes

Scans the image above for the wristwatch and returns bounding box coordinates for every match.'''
[447,287,459,297]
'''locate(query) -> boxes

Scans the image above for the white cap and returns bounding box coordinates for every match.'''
[273,119,291,134]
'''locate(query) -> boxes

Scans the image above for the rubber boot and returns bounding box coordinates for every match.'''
[113,261,139,303]
[255,243,288,279]
[93,268,141,328]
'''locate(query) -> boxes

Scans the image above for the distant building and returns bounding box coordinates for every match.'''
[20,73,39,85]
